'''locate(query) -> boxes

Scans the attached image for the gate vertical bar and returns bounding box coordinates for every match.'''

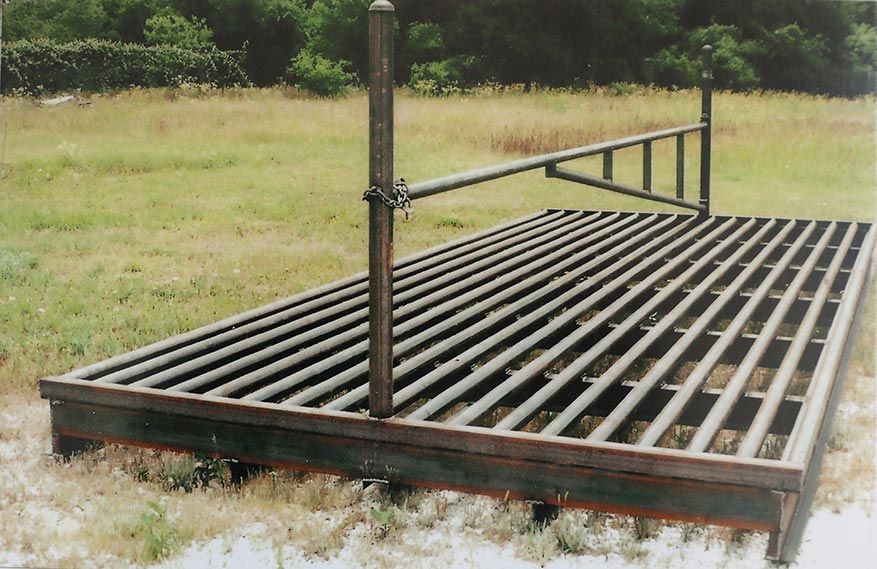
[603,151,613,181]
[367,0,395,418]
[699,45,713,215]
[643,141,652,192]
[676,134,685,199]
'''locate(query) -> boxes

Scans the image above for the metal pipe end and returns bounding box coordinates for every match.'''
[702,45,713,54]
[369,0,395,11]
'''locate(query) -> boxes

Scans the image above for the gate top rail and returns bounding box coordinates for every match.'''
[406,122,707,201]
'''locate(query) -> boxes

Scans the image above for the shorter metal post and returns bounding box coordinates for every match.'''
[602,151,613,181]
[676,134,685,199]
[642,141,652,192]
[699,45,713,215]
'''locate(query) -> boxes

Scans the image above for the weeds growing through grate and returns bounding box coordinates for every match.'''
[711,429,744,455]
[668,360,698,385]
[705,364,737,389]
[608,420,649,444]
[758,434,788,460]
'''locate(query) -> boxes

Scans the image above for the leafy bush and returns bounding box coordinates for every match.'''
[406,22,445,63]
[607,82,640,97]
[409,59,463,96]
[2,39,248,95]
[646,47,697,89]
[285,49,355,97]
[688,25,762,91]
[757,24,828,92]
[144,12,214,51]
[303,0,371,81]
[844,24,877,72]
[408,56,487,96]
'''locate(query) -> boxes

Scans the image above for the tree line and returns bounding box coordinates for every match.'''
[3,0,875,96]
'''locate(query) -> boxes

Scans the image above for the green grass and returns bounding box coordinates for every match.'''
[0,86,874,396]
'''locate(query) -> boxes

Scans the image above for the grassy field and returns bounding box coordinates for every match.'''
[0,87,874,567]
[0,86,874,396]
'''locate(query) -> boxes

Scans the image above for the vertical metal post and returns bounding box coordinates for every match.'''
[602,151,613,181]
[367,0,395,418]
[642,141,652,192]
[676,134,685,199]
[699,45,713,215]
[0,1,5,98]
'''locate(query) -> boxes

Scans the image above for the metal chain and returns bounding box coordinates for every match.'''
[362,178,413,220]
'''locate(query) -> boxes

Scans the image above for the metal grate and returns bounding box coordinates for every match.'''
[62,209,874,462]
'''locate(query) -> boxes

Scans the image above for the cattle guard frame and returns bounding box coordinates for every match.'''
[40,1,875,563]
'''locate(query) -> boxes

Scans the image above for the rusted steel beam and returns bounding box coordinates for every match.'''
[687,223,839,452]
[281,213,637,406]
[113,212,572,391]
[737,225,857,457]
[637,221,818,447]
[403,218,720,422]
[323,214,684,412]
[699,45,713,215]
[784,226,876,465]
[46,395,784,531]
[40,377,803,490]
[63,206,547,383]
[156,212,589,396]
[490,218,754,432]
[578,219,794,442]
[481,377,803,435]
[773,232,874,563]
[89,211,560,387]
[220,212,600,401]
[50,428,103,459]
[266,212,631,407]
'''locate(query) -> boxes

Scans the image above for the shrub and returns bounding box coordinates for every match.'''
[688,24,762,91]
[758,24,829,92]
[646,47,697,89]
[844,23,877,71]
[144,13,215,51]
[2,39,248,95]
[408,55,487,96]
[406,22,444,63]
[409,59,462,96]
[285,49,355,97]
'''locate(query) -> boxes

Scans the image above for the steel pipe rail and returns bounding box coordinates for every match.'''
[405,123,707,201]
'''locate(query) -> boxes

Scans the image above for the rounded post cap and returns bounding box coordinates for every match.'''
[369,0,394,11]
[702,44,713,53]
